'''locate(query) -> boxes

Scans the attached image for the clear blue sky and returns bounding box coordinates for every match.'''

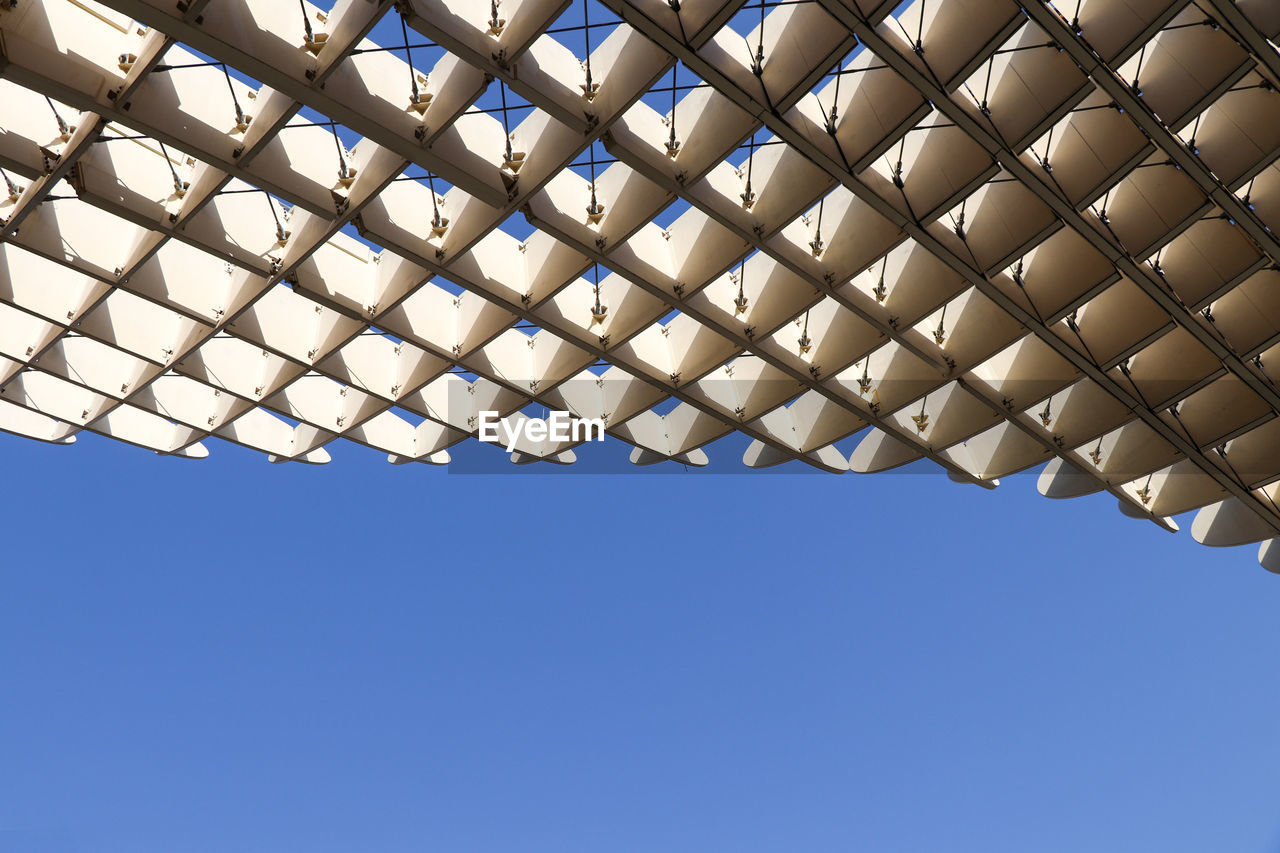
[3,431,1280,853]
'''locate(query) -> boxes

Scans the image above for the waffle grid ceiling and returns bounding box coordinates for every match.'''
[3,0,1280,564]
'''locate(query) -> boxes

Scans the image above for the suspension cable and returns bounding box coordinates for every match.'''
[755,0,766,75]
[585,140,604,221]
[45,96,70,137]
[666,64,680,156]
[332,124,351,181]
[828,53,844,130]
[400,10,423,106]
[592,262,606,320]
[1,167,20,200]
[262,189,288,243]
[734,258,749,312]
[156,140,185,195]
[499,82,515,164]
[427,172,444,230]
[810,197,824,256]
[582,0,596,100]
[220,64,248,130]
[299,0,313,41]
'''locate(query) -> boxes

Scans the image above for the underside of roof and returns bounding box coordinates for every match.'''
[2,0,1280,564]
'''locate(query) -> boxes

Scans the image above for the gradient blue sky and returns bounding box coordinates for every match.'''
[4,431,1280,853]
